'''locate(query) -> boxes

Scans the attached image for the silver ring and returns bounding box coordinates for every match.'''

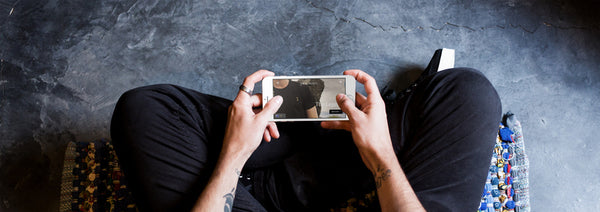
[239,85,252,95]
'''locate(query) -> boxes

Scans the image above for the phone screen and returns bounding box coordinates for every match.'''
[272,78,346,120]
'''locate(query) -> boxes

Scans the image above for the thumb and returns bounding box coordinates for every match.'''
[336,94,360,118]
[258,95,283,120]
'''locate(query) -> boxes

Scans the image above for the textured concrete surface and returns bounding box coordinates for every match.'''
[0,0,599,211]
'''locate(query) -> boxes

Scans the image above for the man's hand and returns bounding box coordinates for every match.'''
[222,70,283,160]
[322,69,425,212]
[320,69,394,172]
[193,70,282,212]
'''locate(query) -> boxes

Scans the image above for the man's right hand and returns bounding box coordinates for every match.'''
[320,69,394,173]
[321,69,425,212]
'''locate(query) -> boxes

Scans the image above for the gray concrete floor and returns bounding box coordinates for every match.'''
[1,0,599,211]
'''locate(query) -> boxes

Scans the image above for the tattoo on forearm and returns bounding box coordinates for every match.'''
[223,169,241,212]
[223,187,235,212]
[375,166,392,189]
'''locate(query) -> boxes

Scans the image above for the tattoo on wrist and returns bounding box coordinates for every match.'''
[223,187,235,212]
[224,169,241,212]
[375,166,392,189]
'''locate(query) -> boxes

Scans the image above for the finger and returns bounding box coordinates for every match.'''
[267,122,280,139]
[236,70,275,100]
[355,92,367,108]
[251,93,262,108]
[321,121,351,131]
[343,69,382,98]
[243,70,274,88]
[263,129,271,142]
[257,95,283,121]
[336,94,361,118]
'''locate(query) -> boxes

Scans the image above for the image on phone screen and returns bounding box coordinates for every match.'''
[272,78,346,119]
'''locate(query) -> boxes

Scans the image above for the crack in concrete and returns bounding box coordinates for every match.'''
[305,0,334,14]
[509,24,535,33]
[431,22,476,32]
[303,0,599,33]
[542,22,598,31]
[354,17,386,31]
[430,22,539,33]
[303,0,343,22]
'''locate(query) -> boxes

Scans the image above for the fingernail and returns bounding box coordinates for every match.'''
[336,94,345,101]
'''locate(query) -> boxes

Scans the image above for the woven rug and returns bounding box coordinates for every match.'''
[60,139,136,212]
[478,113,530,212]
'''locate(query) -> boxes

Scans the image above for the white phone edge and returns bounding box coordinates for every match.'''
[262,75,355,122]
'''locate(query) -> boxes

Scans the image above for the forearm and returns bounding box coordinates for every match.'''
[192,150,248,212]
[320,70,426,211]
[190,69,281,211]
[369,149,425,212]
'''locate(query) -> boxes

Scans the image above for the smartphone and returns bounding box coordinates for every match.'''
[262,75,355,121]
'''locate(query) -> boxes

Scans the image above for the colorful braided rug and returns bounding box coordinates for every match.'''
[60,139,136,212]
[478,114,530,212]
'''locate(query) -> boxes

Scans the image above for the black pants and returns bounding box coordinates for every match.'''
[110,68,501,211]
